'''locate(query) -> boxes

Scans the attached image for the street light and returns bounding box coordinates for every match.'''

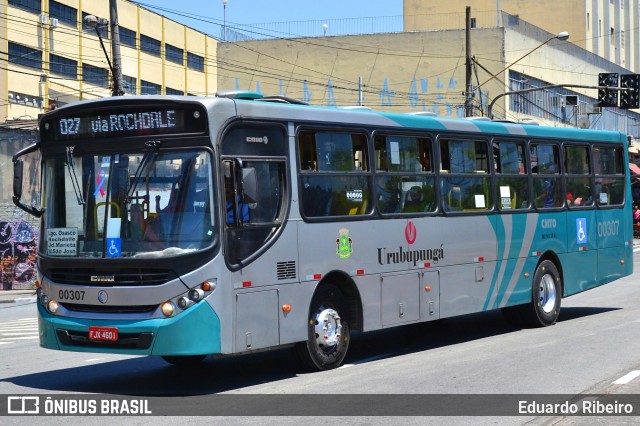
[84,14,123,96]
[478,31,570,90]
[222,0,228,41]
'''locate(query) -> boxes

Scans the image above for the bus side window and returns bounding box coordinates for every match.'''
[494,140,529,211]
[299,130,370,218]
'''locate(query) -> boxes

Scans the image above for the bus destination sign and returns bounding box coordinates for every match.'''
[45,105,207,141]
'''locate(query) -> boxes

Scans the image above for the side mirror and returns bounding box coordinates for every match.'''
[13,159,23,200]
[12,142,43,217]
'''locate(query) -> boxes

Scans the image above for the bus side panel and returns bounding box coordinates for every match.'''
[297,219,408,283]
[437,215,498,318]
[354,274,383,332]
[562,210,598,296]
[596,209,630,284]
[485,213,536,310]
[559,251,598,296]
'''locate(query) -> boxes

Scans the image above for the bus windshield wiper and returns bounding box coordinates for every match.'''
[65,146,85,205]
[125,140,161,203]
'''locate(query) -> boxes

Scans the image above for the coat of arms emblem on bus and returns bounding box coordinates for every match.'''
[336,228,353,259]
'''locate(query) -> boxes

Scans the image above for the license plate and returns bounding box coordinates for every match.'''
[88,326,118,341]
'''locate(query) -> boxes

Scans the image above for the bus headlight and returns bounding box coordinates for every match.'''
[189,288,205,302]
[40,294,49,306]
[161,301,175,317]
[47,300,59,314]
[177,297,192,310]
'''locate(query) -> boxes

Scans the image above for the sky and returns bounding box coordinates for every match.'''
[132,1,403,38]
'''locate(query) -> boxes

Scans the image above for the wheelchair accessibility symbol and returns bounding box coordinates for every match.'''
[576,218,587,244]
[106,238,122,257]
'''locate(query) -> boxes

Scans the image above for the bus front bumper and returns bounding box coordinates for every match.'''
[37,301,221,356]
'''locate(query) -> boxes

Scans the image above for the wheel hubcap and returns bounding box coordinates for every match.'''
[539,274,557,313]
[314,308,342,348]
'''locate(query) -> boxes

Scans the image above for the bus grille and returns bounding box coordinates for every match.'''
[47,268,174,287]
[60,303,157,314]
[56,329,154,349]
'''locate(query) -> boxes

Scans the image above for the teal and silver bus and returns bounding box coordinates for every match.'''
[13,92,634,370]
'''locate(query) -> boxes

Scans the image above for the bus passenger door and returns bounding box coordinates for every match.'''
[381,272,420,327]
[420,270,440,321]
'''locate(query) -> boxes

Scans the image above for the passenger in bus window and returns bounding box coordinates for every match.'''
[534,165,557,208]
[225,180,249,224]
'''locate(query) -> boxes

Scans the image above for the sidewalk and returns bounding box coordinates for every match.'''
[0,289,37,304]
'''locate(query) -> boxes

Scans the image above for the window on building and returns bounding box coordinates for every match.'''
[8,42,42,70]
[122,75,137,94]
[166,44,184,65]
[119,27,137,49]
[8,91,44,108]
[49,54,77,79]
[82,63,109,88]
[140,35,161,57]
[141,80,161,95]
[166,87,184,96]
[9,0,41,14]
[50,0,77,27]
[187,52,204,72]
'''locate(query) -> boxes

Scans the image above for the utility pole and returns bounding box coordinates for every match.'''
[464,6,473,117]
[109,0,124,96]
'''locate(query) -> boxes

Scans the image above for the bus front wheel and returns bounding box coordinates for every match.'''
[522,260,562,327]
[294,284,350,371]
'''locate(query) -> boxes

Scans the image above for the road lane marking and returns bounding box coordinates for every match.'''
[0,332,38,336]
[613,370,640,384]
[0,336,38,340]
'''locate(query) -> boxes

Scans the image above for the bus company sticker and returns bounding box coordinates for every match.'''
[336,228,353,259]
[346,190,363,202]
[405,221,417,245]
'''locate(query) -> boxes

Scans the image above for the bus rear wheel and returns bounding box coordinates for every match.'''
[294,284,350,371]
[521,260,562,327]
[161,355,207,366]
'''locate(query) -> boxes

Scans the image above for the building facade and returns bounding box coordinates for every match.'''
[2,0,219,123]
[403,0,640,73]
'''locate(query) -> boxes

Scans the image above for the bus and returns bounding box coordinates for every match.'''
[13,92,634,371]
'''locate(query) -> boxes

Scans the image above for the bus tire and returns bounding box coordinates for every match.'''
[161,355,207,366]
[294,284,350,371]
[521,260,562,327]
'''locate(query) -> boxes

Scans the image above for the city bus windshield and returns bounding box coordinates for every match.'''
[42,149,215,258]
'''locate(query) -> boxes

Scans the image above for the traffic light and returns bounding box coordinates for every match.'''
[619,74,640,109]
[598,72,619,107]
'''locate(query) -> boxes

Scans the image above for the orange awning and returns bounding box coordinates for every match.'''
[630,163,640,175]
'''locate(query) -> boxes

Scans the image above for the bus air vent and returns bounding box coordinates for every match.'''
[277,261,296,280]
